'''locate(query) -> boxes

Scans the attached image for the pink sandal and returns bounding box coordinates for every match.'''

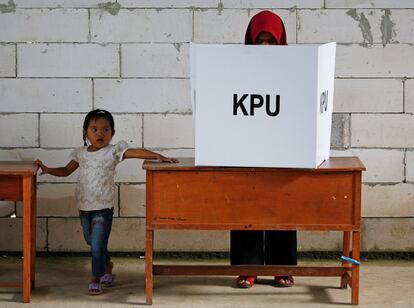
[274,276,294,287]
[236,276,257,288]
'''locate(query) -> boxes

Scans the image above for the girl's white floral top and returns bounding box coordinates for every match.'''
[69,141,128,211]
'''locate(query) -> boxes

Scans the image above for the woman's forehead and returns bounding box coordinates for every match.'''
[257,31,275,38]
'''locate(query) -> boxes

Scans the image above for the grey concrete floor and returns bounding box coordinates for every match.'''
[0,256,413,307]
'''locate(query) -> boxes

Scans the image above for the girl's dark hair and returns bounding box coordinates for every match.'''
[83,109,115,146]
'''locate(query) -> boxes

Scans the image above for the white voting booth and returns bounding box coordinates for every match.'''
[190,42,336,168]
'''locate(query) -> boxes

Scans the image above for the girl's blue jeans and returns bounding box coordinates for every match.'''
[79,208,113,278]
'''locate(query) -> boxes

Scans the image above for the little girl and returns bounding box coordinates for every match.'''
[36,109,177,295]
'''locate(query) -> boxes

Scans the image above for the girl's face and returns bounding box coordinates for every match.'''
[255,31,277,45]
[84,117,113,151]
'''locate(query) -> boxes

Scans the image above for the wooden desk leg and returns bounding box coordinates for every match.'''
[351,231,360,305]
[146,230,154,305]
[22,176,32,303]
[30,176,37,288]
[341,231,351,289]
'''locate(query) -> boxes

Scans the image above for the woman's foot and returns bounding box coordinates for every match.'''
[274,276,294,287]
[236,276,257,288]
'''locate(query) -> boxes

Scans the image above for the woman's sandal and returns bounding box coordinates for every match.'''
[100,273,114,287]
[274,276,294,287]
[236,276,257,288]
[88,282,103,295]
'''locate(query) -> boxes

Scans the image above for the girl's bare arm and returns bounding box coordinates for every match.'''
[123,148,178,163]
[35,159,79,177]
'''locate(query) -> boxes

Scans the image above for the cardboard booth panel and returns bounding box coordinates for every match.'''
[316,43,336,166]
[190,42,336,168]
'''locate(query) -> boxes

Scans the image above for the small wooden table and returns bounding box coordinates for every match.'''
[143,157,365,305]
[0,161,38,303]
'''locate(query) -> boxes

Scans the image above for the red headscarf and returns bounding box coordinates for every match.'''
[245,11,287,45]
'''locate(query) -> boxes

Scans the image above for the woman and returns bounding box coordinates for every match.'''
[230,10,297,289]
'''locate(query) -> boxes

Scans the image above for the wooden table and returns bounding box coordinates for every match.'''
[143,157,365,305]
[0,161,38,303]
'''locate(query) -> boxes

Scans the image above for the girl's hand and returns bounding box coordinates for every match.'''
[34,159,49,175]
[158,155,179,163]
